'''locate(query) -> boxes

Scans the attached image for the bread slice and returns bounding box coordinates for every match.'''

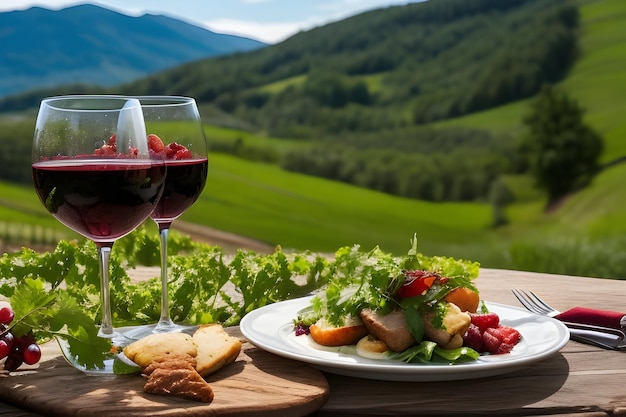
[193,324,242,377]
[309,317,369,347]
[123,332,197,368]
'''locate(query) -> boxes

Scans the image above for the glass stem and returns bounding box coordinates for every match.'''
[96,243,114,338]
[157,225,174,328]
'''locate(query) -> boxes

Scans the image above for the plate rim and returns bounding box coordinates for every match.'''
[240,295,570,381]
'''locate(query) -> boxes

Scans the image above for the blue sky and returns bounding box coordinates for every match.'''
[1,0,422,44]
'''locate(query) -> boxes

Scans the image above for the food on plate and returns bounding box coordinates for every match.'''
[293,235,521,363]
[122,324,242,402]
[422,302,471,350]
[464,313,521,354]
[359,309,414,352]
[355,334,390,359]
[143,355,214,403]
[444,287,480,313]
[308,317,368,347]
[193,324,242,377]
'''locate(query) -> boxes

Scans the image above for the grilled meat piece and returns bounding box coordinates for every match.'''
[360,308,415,352]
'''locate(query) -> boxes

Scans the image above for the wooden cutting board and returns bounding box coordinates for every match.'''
[0,327,329,417]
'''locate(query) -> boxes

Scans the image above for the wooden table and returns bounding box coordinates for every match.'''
[1,268,626,416]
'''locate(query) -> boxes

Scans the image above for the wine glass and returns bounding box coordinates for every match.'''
[31,96,166,343]
[134,96,208,335]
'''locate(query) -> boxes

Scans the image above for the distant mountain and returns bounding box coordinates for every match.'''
[0,4,266,97]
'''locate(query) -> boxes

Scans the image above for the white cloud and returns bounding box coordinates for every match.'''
[205,18,302,44]
[0,0,79,11]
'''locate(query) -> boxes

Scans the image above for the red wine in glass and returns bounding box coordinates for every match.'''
[129,96,209,335]
[150,158,208,225]
[33,159,166,242]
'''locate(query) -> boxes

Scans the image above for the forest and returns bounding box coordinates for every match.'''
[120,0,579,135]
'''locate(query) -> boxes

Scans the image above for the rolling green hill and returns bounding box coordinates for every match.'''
[121,0,577,138]
[439,0,626,164]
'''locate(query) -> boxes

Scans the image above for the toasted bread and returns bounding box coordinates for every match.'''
[123,332,197,368]
[309,318,369,347]
[193,324,242,377]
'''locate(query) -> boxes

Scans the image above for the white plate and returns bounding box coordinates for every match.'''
[240,296,570,381]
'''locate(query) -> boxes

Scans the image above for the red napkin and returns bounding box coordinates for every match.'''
[555,307,626,330]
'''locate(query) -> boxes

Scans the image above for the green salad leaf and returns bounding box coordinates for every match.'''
[388,342,480,364]
[0,226,328,371]
[301,235,480,328]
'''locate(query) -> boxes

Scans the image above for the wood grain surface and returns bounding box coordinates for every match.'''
[0,328,329,417]
[3,268,626,416]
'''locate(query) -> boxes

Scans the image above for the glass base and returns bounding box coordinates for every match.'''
[119,322,198,340]
[56,335,134,376]
[56,323,198,375]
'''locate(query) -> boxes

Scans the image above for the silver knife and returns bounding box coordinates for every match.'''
[565,322,626,351]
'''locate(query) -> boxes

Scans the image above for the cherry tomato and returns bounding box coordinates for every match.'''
[396,270,439,298]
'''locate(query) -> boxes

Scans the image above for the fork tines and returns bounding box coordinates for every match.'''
[511,289,555,316]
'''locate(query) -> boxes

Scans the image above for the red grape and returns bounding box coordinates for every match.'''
[23,343,41,365]
[0,306,14,325]
[0,339,10,359]
[4,331,15,347]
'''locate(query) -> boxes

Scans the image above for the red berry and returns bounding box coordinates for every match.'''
[497,342,516,354]
[0,339,10,359]
[497,326,521,347]
[463,311,522,355]
[482,327,502,354]
[470,312,499,331]
[0,306,14,325]
[165,142,192,160]
[462,324,484,351]
[2,330,15,350]
[94,144,116,156]
[147,134,165,154]
[23,343,41,365]
[174,148,192,159]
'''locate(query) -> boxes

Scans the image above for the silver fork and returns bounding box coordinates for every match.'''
[511,289,626,351]
[511,289,560,317]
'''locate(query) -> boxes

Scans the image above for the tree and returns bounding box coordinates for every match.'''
[488,177,514,227]
[518,85,603,209]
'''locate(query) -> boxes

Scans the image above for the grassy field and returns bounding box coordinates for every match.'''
[184,153,496,258]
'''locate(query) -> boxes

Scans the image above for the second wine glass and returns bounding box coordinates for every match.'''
[139,96,208,334]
